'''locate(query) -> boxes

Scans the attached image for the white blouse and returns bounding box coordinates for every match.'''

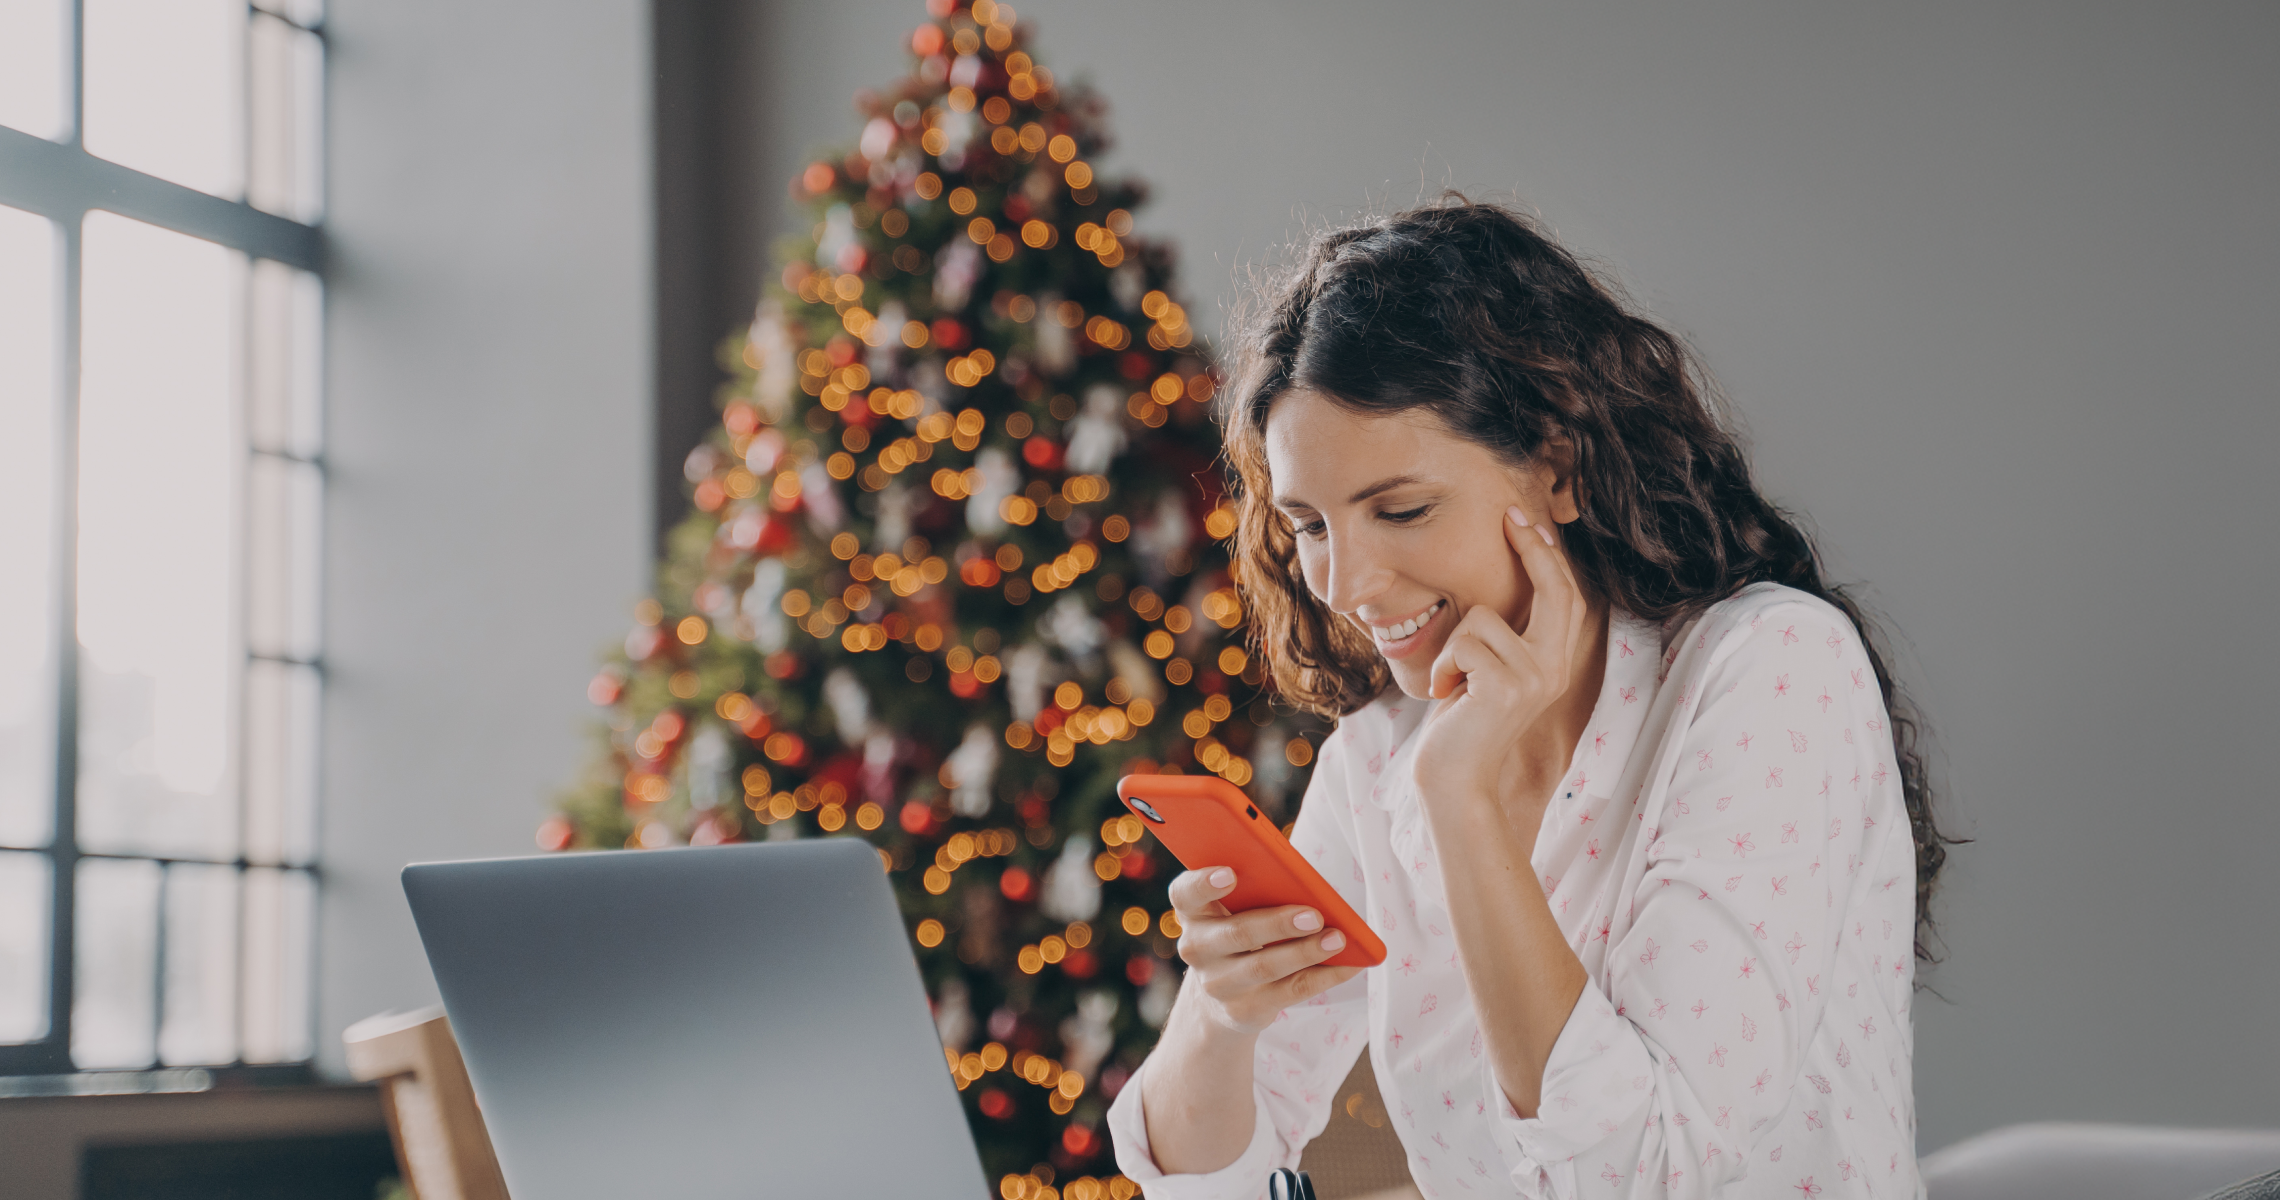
[1107,584,1923,1199]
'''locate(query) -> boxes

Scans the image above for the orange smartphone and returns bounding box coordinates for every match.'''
[1116,774,1386,969]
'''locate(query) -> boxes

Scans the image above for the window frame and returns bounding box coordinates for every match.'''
[0,0,326,1082]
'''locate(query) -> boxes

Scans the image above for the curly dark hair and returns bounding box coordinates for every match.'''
[1220,197,1958,964]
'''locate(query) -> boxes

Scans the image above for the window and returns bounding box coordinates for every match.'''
[0,0,325,1082]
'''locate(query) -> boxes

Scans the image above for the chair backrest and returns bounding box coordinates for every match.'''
[343,1007,510,1200]
[1297,1054,1418,1200]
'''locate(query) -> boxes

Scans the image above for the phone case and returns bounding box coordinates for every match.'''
[1116,774,1387,968]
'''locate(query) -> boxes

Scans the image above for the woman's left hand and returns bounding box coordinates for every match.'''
[1411,506,1592,811]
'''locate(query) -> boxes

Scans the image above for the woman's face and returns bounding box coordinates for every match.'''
[1263,389,1575,700]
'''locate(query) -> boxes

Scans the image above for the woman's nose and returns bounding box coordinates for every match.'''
[1317,539,1393,616]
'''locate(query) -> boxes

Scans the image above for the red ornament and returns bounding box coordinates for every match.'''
[1061,1124,1100,1158]
[1126,955,1154,986]
[586,672,623,706]
[694,479,726,512]
[930,317,969,352]
[624,624,664,663]
[1119,849,1155,881]
[1060,949,1096,979]
[999,866,1035,902]
[1118,351,1154,380]
[1021,436,1063,471]
[948,670,983,699]
[753,515,794,556]
[978,1088,1014,1120]
[1033,707,1065,736]
[899,800,935,836]
[826,337,860,367]
[911,24,946,57]
[801,162,836,195]
[535,816,574,852]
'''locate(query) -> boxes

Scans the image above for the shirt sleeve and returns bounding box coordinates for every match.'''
[1490,599,1883,1198]
[1106,724,1376,1200]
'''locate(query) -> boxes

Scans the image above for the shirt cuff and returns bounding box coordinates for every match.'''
[1489,987,1657,1171]
[1107,1057,1287,1200]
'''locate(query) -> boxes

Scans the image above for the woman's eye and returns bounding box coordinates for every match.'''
[1381,506,1429,523]
[1295,519,1327,538]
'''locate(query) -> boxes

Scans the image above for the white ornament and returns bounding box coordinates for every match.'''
[1107,641,1166,706]
[743,427,786,475]
[1059,990,1119,1080]
[1041,594,1106,670]
[744,558,788,653]
[748,301,796,423]
[1249,723,1295,807]
[944,724,999,818]
[934,976,976,1052]
[1138,967,1178,1029]
[684,443,722,483]
[824,668,874,742]
[868,301,908,375]
[934,240,981,310]
[1133,491,1194,576]
[800,460,845,531]
[965,446,1020,537]
[863,732,899,807]
[873,485,915,557]
[1112,261,1146,313]
[687,725,728,811]
[1032,293,1074,376]
[817,203,858,270]
[1005,642,1052,719]
[1039,835,1102,923]
[860,116,897,162]
[913,355,950,411]
[1064,383,1128,474]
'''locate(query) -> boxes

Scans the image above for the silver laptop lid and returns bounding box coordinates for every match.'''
[403,838,988,1198]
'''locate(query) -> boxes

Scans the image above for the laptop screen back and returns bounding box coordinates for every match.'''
[403,838,988,1198]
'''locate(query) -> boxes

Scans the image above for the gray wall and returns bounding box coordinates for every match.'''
[317,0,650,1073]
[725,0,2280,1152]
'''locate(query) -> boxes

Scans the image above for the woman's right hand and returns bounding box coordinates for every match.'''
[1170,867,1362,1035]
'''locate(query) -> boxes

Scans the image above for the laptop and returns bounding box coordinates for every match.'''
[403,838,991,1197]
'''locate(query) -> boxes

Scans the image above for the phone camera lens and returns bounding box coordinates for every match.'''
[1246,806,1258,819]
[1129,797,1164,823]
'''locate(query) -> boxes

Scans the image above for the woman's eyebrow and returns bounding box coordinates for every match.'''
[1273,473,1430,512]
[1345,473,1429,504]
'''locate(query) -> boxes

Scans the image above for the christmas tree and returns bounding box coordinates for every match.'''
[546,2,1322,1191]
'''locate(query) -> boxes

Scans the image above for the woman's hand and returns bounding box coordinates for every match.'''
[1412,506,1592,809]
[1167,866,1360,1035]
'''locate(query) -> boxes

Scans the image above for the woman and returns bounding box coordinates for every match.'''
[1103,200,1951,1199]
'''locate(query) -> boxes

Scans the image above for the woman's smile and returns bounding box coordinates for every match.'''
[1362,599,1447,660]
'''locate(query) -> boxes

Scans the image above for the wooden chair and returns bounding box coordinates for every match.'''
[343,1007,511,1200]
[1298,1054,1420,1200]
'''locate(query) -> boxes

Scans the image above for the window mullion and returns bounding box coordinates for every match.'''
[43,197,85,1075]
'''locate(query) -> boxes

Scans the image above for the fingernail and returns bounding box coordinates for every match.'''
[1321,930,1345,952]
[1537,523,1556,547]
[1507,505,1529,526]
[1209,868,1234,888]
[1293,910,1321,931]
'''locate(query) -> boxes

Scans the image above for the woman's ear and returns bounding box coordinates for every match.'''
[1536,437,1583,524]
